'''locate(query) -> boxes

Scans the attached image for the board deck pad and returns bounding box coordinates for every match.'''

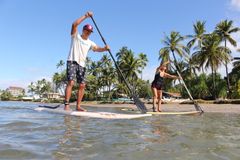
[35,106,151,119]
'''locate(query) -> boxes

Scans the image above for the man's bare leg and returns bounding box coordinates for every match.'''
[76,83,86,111]
[64,80,74,110]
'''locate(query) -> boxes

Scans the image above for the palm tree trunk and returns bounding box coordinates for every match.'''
[202,66,205,74]
[172,50,178,67]
[108,84,111,100]
[211,66,216,100]
[225,40,231,98]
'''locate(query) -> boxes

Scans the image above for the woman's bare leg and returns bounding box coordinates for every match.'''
[157,90,162,112]
[151,87,158,112]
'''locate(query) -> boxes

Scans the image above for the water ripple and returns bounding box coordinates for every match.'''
[0,102,240,160]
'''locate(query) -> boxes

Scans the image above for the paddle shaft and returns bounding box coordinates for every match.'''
[170,63,204,112]
[90,16,135,95]
[90,16,147,113]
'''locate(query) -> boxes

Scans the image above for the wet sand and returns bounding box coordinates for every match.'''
[82,103,240,113]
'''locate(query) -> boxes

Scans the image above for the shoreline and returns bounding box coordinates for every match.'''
[81,103,240,114]
[1,100,240,113]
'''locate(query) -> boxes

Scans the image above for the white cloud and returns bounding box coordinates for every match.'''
[230,0,240,11]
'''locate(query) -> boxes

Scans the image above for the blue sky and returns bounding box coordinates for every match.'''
[0,0,240,90]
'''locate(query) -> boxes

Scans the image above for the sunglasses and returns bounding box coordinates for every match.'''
[84,29,93,33]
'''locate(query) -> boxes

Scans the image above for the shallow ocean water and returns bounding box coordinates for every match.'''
[0,101,240,160]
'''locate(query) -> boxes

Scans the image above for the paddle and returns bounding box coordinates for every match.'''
[90,16,147,113]
[39,104,62,109]
[232,57,240,60]
[170,62,204,113]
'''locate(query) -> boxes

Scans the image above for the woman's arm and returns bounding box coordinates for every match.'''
[164,73,179,79]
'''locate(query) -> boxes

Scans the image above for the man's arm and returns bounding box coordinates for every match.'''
[92,45,110,52]
[71,11,93,35]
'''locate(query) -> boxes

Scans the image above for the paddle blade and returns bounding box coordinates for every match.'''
[132,95,147,113]
[194,103,204,113]
[39,104,62,109]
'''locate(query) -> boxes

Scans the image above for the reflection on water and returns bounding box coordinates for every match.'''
[0,101,240,160]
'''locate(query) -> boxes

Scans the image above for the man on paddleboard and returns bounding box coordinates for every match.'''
[64,11,110,111]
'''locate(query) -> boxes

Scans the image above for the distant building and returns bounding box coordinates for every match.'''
[6,86,25,97]
[43,92,61,99]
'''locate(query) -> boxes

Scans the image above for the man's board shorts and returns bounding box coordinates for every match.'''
[67,61,86,84]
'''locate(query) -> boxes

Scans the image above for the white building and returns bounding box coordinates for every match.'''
[6,86,25,97]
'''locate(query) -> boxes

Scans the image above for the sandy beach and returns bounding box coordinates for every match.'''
[82,103,240,114]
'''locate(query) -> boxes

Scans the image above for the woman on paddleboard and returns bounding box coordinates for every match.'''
[151,61,179,112]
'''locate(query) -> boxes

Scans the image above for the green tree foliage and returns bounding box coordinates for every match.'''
[192,33,230,99]
[116,47,148,97]
[136,79,152,99]
[181,74,209,99]
[0,91,13,101]
[187,21,206,50]
[229,57,240,98]
[215,20,240,97]
[28,79,52,97]
[52,71,67,95]
[206,73,227,99]
[159,31,189,64]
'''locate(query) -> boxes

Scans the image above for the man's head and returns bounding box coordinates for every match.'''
[83,24,93,32]
[82,24,93,38]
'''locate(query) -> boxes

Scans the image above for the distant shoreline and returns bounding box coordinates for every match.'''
[1,100,239,113]
[80,103,240,114]
[1,99,240,104]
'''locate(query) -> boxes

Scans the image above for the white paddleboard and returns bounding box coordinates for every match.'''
[147,111,202,115]
[35,107,151,119]
[121,108,202,115]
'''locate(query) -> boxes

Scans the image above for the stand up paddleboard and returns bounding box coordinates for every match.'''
[147,111,202,115]
[35,106,151,119]
[121,108,202,115]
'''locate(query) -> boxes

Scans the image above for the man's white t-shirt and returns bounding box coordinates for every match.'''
[67,32,96,67]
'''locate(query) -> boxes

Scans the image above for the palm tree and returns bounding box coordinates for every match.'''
[116,47,129,61]
[52,72,66,95]
[28,82,35,96]
[214,19,240,98]
[116,47,147,95]
[85,57,93,71]
[187,21,206,49]
[192,33,230,99]
[187,21,207,73]
[56,60,65,72]
[138,53,148,79]
[100,55,117,100]
[159,31,189,72]
[229,49,240,98]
